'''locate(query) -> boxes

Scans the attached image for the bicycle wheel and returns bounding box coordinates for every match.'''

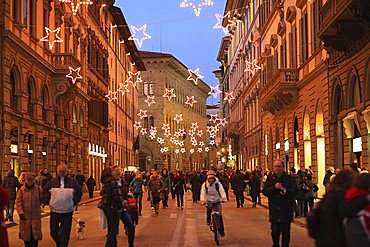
[212,213,220,245]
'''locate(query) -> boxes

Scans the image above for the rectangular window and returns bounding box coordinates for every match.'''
[23,0,27,26]
[30,0,35,34]
[149,83,154,95]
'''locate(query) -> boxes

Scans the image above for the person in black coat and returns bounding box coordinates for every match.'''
[307,169,369,247]
[231,170,245,208]
[263,160,297,247]
[86,175,96,198]
[219,172,230,201]
[190,173,201,203]
[173,172,186,209]
[249,171,261,207]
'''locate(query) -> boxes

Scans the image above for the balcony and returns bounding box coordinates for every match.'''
[260,68,299,115]
[51,53,82,71]
[319,0,370,51]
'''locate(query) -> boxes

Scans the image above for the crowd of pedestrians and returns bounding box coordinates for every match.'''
[0,161,369,247]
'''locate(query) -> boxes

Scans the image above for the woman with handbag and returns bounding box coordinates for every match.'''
[161,169,171,209]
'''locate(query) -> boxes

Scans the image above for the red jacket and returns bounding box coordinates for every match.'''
[0,186,10,247]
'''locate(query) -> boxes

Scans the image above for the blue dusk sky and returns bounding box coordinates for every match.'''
[115,0,226,104]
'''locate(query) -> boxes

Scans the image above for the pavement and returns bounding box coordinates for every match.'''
[6,190,315,247]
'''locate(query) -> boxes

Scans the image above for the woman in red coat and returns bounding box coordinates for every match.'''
[0,180,10,247]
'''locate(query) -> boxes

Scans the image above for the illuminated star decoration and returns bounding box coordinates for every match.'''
[224,92,235,104]
[66,66,83,84]
[245,59,262,76]
[140,128,147,135]
[105,91,118,101]
[208,85,222,98]
[218,118,228,127]
[185,96,198,107]
[145,95,156,107]
[60,0,93,15]
[210,139,215,145]
[40,27,63,50]
[128,24,152,48]
[190,149,195,154]
[198,148,203,153]
[209,114,219,123]
[163,88,176,101]
[117,83,130,95]
[162,123,171,132]
[181,148,186,154]
[223,11,237,32]
[137,109,147,119]
[149,126,157,139]
[191,122,199,130]
[133,121,141,130]
[197,130,203,137]
[126,71,143,89]
[174,114,183,124]
[175,149,180,154]
[180,0,214,17]
[187,68,204,85]
[199,141,205,147]
[205,147,210,152]
[160,147,169,153]
[213,14,228,34]
[157,137,165,145]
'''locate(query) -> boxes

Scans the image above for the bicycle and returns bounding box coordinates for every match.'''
[206,202,223,245]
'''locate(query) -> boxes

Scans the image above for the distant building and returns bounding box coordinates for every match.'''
[138,51,210,171]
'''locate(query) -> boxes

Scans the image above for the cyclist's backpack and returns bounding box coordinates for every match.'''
[205,182,221,198]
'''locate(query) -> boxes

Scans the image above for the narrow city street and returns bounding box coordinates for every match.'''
[7,192,314,247]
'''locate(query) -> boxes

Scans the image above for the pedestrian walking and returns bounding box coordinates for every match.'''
[147,171,164,214]
[231,170,245,208]
[129,172,146,216]
[86,175,96,199]
[219,172,230,201]
[0,178,10,247]
[248,171,261,208]
[305,174,318,211]
[15,173,42,247]
[190,172,201,203]
[2,169,22,222]
[174,172,186,209]
[74,170,86,213]
[323,166,334,194]
[99,167,124,247]
[161,168,171,208]
[263,160,297,247]
[42,164,82,247]
[296,170,309,217]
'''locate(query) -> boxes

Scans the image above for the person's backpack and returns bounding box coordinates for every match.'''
[205,182,221,198]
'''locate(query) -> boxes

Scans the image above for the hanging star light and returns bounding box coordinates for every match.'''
[170,137,176,143]
[174,114,183,124]
[140,128,147,135]
[191,140,198,146]
[218,118,228,127]
[160,147,169,153]
[209,114,219,123]
[157,137,165,145]
[224,11,237,31]
[137,109,147,119]
[105,91,118,101]
[199,141,205,147]
[66,66,83,84]
[190,122,199,130]
[213,14,228,34]
[181,148,186,154]
[197,130,203,137]
[224,92,235,104]
[185,96,198,107]
[40,27,63,50]
[198,147,203,153]
[149,133,156,140]
[60,0,93,15]
[133,121,142,130]
[178,141,184,147]
[190,149,195,154]
[188,129,195,136]
[245,59,262,76]
[126,71,143,89]
[164,130,171,137]
[187,68,204,85]
[205,147,210,152]
[145,95,156,107]
[163,88,176,101]
[175,149,180,154]
[117,83,130,95]
[210,139,215,145]
[208,85,222,98]
[180,0,214,17]
[128,24,152,48]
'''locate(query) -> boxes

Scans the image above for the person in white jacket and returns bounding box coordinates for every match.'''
[200,170,227,237]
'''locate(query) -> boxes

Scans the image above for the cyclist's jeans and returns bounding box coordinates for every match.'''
[206,203,225,234]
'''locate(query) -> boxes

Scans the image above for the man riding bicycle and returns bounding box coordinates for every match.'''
[200,170,227,237]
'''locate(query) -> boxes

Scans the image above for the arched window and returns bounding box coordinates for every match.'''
[79,109,84,135]
[64,104,70,130]
[27,78,35,117]
[10,69,18,111]
[144,117,149,129]
[350,75,361,107]
[150,116,154,127]
[72,104,78,133]
[41,86,49,122]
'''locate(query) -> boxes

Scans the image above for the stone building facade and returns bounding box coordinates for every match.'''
[138,51,210,171]
[217,0,370,196]
[0,0,143,184]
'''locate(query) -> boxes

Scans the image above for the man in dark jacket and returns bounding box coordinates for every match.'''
[74,170,85,213]
[263,160,297,247]
[231,170,246,208]
[2,169,21,222]
[219,172,230,201]
[43,164,82,247]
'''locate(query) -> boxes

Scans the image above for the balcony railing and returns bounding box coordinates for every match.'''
[51,53,82,70]
[260,68,299,114]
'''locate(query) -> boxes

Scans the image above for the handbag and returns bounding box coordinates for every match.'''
[99,209,107,230]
